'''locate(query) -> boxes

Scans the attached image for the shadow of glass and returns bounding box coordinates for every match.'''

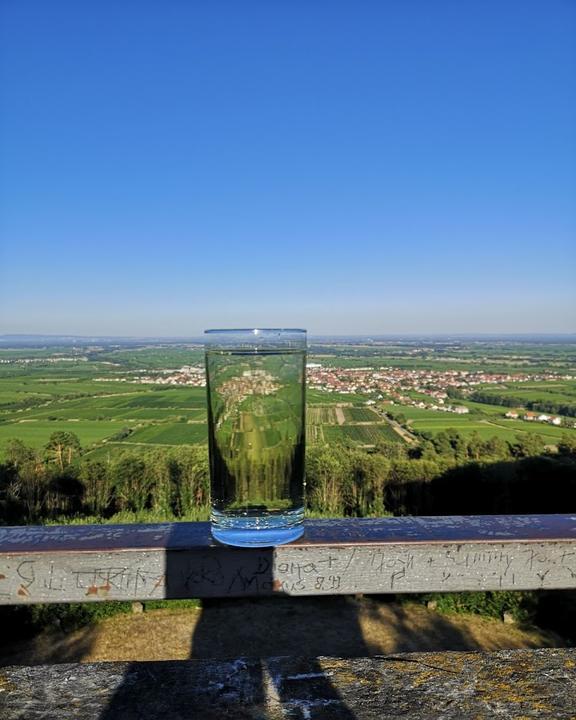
[98,527,360,719]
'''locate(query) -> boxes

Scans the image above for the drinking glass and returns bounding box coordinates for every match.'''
[205,328,306,546]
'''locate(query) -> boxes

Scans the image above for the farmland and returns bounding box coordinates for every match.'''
[323,423,401,445]
[343,407,381,423]
[403,415,562,443]
[126,422,208,445]
[0,337,575,458]
[0,362,392,455]
[470,381,576,419]
[0,420,127,450]
[390,399,576,445]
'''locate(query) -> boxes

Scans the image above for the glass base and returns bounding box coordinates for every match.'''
[211,507,304,547]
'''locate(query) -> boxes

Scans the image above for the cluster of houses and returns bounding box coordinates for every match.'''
[127,366,206,387]
[410,401,470,415]
[505,410,563,426]
[219,369,279,406]
[92,362,574,428]
[305,364,564,404]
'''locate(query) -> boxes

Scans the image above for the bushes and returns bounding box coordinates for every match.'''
[2,433,576,524]
[416,591,538,623]
[28,601,134,632]
[0,601,134,641]
[0,445,212,524]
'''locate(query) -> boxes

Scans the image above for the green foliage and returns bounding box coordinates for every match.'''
[78,461,113,516]
[28,601,134,631]
[0,600,135,641]
[471,386,576,418]
[45,431,82,469]
[13,597,202,636]
[557,434,576,457]
[2,425,575,524]
[510,432,546,458]
[143,599,202,611]
[417,591,538,623]
[109,426,133,441]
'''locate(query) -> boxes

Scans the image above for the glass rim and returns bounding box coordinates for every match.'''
[204,328,306,334]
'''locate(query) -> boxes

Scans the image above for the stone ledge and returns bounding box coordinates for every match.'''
[1,648,575,719]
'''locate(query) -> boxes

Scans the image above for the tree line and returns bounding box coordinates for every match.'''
[1,429,575,525]
[470,391,576,419]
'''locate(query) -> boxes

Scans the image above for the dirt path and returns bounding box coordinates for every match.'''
[389,418,418,444]
[335,406,345,425]
[483,419,558,443]
[0,598,563,666]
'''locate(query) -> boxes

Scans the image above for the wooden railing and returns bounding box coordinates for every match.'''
[1,515,576,718]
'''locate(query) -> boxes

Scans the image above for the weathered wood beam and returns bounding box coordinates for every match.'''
[1,649,576,719]
[1,515,575,604]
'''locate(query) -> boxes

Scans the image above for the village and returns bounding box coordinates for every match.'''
[99,363,572,428]
[305,365,568,426]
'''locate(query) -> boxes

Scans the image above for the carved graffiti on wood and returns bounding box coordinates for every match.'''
[1,540,576,603]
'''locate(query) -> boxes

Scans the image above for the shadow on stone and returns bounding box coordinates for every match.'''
[98,532,361,719]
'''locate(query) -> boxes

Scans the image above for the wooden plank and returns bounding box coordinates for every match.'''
[1,649,576,719]
[1,516,576,604]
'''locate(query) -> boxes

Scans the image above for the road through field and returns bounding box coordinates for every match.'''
[389,418,417,444]
[482,418,564,443]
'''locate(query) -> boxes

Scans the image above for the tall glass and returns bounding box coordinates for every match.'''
[205,328,306,547]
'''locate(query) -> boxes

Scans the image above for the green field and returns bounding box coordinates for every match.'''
[307,406,337,425]
[96,346,204,369]
[0,420,126,453]
[323,423,402,446]
[306,425,325,444]
[408,416,504,435]
[13,406,206,422]
[390,401,509,420]
[0,367,209,457]
[479,380,576,402]
[343,406,380,423]
[125,423,208,445]
[474,381,576,412]
[405,415,572,444]
[482,418,574,442]
[112,388,206,408]
[459,400,509,416]
[1,342,574,458]
[390,405,448,420]
[306,389,367,404]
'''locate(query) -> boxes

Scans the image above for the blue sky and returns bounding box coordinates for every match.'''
[1,0,575,336]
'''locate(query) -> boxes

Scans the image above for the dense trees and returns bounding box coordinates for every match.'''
[470,391,576,419]
[1,430,575,525]
[0,442,209,524]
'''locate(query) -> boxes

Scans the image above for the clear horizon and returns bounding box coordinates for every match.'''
[1,1,575,336]
[1,331,575,342]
